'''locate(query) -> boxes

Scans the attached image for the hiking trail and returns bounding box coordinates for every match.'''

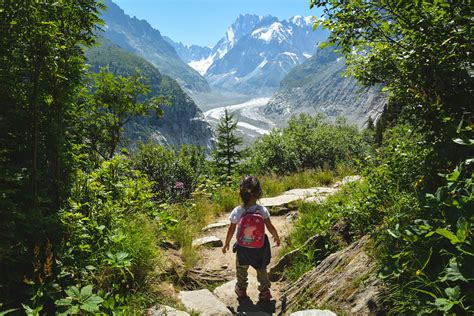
[150,177,360,315]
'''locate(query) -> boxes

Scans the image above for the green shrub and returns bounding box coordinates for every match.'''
[378,161,473,314]
[56,155,160,312]
[250,114,371,175]
[132,142,206,202]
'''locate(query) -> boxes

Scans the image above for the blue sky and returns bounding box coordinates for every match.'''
[112,0,322,47]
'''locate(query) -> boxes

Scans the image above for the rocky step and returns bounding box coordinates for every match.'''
[260,187,339,215]
[202,222,229,231]
[290,310,336,316]
[147,305,190,316]
[179,289,232,315]
[192,235,223,248]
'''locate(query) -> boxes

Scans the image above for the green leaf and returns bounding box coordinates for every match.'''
[435,228,460,244]
[446,169,460,182]
[55,298,72,307]
[80,285,93,299]
[442,258,468,282]
[84,295,104,306]
[445,286,460,300]
[65,286,80,298]
[456,217,469,243]
[434,298,454,311]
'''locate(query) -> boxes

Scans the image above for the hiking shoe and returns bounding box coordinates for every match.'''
[235,285,248,298]
[259,289,272,300]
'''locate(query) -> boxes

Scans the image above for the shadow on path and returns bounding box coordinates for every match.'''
[230,297,276,315]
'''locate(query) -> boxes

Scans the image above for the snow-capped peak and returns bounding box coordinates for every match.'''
[251,22,291,43]
[290,15,314,27]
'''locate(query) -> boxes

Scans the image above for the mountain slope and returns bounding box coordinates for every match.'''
[100,0,210,93]
[86,38,214,149]
[264,48,386,127]
[204,15,329,95]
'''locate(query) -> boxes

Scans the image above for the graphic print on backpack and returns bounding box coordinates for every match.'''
[237,208,265,248]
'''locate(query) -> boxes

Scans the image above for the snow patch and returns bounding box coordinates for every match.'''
[188,55,214,75]
[257,58,268,69]
[290,15,313,27]
[226,27,235,44]
[251,22,287,43]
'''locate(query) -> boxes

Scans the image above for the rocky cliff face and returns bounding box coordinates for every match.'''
[100,0,210,93]
[86,38,214,149]
[264,48,386,127]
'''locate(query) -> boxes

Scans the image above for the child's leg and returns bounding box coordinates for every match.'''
[236,257,249,290]
[256,267,271,292]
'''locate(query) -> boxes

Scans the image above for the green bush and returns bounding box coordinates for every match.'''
[132,142,206,202]
[250,114,371,175]
[56,155,160,312]
[378,161,473,314]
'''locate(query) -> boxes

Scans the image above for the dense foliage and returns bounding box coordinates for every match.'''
[133,142,206,201]
[281,1,474,313]
[0,0,103,311]
[249,114,371,175]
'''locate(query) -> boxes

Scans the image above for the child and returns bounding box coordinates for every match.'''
[222,175,281,300]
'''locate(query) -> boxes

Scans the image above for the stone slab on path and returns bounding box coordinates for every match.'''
[147,305,190,316]
[260,187,340,215]
[192,236,223,248]
[260,194,302,208]
[290,310,336,316]
[179,289,232,315]
[333,175,361,188]
[202,222,229,232]
[214,278,276,315]
[213,277,259,306]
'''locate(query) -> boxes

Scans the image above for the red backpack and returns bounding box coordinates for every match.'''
[236,206,265,248]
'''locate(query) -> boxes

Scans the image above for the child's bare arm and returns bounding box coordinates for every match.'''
[222,223,237,253]
[265,219,281,246]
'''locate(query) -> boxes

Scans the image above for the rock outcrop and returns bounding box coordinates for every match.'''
[282,236,385,314]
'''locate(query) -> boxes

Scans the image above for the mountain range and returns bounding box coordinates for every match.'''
[167,14,329,95]
[100,0,210,93]
[264,47,386,127]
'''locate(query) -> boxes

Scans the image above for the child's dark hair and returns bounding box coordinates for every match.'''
[240,175,262,206]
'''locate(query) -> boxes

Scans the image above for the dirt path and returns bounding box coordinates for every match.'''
[196,209,295,301]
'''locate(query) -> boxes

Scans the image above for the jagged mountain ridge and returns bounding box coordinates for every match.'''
[100,0,210,93]
[167,14,329,95]
[166,14,267,76]
[86,38,214,149]
[264,47,386,127]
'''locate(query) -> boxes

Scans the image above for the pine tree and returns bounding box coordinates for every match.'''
[366,116,375,131]
[213,109,243,183]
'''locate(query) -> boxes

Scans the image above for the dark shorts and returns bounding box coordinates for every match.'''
[234,234,271,269]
